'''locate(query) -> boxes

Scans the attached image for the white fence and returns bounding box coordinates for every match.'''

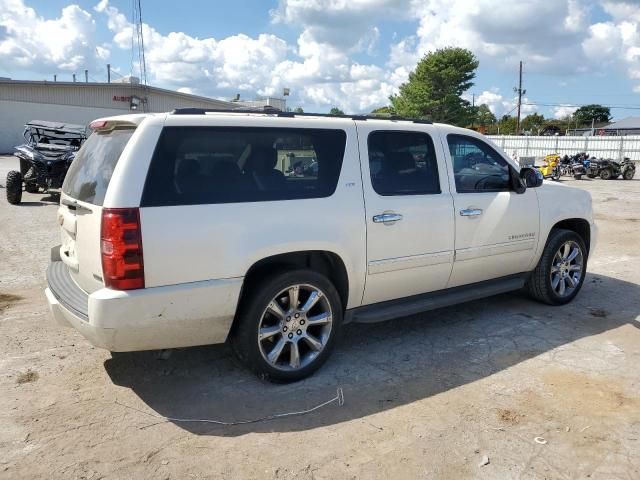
[488,135,640,161]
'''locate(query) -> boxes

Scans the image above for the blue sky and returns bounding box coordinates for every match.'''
[2,0,640,119]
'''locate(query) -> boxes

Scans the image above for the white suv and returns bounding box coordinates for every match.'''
[45,109,597,381]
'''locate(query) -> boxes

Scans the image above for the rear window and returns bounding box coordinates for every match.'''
[141,127,347,207]
[62,128,134,205]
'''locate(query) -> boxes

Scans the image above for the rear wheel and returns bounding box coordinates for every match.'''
[600,168,612,180]
[5,170,22,205]
[230,269,342,382]
[623,168,635,180]
[527,229,587,305]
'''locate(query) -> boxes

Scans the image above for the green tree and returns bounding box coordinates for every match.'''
[573,104,611,126]
[475,104,496,127]
[294,106,304,113]
[497,115,517,135]
[371,106,395,115]
[329,107,345,115]
[521,113,545,134]
[390,47,479,126]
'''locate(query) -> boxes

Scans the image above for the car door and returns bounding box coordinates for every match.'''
[358,124,455,305]
[444,132,540,288]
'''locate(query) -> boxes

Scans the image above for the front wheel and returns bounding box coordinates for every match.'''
[526,229,587,305]
[600,168,612,180]
[623,169,635,180]
[5,170,23,205]
[230,269,343,382]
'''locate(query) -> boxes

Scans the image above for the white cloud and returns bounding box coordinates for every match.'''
[553,105,579,119]
[0,0,108,72]
[5,0,640,114]
[470,89,537,117]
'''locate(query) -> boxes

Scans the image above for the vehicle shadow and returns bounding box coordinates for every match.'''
[104,273,640,437]
[15,193,60,207]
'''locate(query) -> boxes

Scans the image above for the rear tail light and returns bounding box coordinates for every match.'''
[101,208,144,290]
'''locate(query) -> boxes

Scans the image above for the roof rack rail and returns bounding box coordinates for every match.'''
[170,107,432,124]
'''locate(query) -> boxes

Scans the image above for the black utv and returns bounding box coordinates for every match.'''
[585,157,636,180]
[6,120,87,205]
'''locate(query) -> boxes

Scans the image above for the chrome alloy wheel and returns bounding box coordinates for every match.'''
[257,284,333,371]
[550,240,584,297]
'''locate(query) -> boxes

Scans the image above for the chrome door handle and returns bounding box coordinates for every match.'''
[373,213,403,224]
[459,208,483,217]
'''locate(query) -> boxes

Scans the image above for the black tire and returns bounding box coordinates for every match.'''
[526,229,587,306]
[573,174,582,180]
[230,269,343,382]
[600,168,612,180]
[623,169,635,180]
[5,170,23,205]
[587,174,596,178]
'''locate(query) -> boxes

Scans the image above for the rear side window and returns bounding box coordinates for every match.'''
[62,128,135,205]
[141,127,347,207]
[368,131,440,196]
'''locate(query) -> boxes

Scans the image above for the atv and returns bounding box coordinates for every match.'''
[586,157,636,180]
[5,121,86,205]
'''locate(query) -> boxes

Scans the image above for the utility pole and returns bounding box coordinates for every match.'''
[514,61,526,135]
[471,93,475,129]
[107,64,111,83]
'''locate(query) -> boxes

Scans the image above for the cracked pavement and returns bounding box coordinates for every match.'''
[1,155,639,479]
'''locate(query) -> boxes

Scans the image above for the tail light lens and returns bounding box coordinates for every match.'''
[101,208,144,290]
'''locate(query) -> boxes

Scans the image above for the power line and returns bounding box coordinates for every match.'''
[523,102,640,110]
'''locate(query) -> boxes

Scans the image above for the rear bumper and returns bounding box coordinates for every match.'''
[45,261,243,352]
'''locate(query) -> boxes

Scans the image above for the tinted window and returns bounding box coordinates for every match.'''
[367,131,440,196]
[141,127,346,207]
[447,134,511,192]
[62,128,135,205]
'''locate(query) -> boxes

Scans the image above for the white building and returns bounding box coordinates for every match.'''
[0,78,236,153]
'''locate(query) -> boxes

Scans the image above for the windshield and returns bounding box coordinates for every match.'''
[62,128,135,205]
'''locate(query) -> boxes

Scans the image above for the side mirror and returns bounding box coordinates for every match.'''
[521,167,543,188]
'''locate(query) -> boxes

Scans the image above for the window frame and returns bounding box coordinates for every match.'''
[366,129,442,197]
[140,126,347,207]
[446,133,517,194]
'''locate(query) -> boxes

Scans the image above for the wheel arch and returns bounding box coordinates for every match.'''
[551,218,591,254]
[237,250,350,314]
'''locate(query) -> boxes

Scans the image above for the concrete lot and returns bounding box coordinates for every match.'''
[1,154,639,479]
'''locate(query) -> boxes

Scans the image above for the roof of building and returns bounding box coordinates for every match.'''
[605,117,640,130]
[0,78,234,108]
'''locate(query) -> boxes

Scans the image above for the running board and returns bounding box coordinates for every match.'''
[347,273,528,324]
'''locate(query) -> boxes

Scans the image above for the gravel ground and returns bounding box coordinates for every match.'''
[1,154,639,479]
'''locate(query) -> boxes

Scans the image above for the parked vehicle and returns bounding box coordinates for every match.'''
[536,153,561,180]
[559,154,586,180]
[5,121,87,205]
[45,110,597,381]
[586,157,636,180]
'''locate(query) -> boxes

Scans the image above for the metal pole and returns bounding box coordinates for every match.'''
[84,70,88,83]
[72,73,76,82]
[53,74,57,82]
[107,64,111,83]
[471,93,475,129]
[516,61,523,135]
